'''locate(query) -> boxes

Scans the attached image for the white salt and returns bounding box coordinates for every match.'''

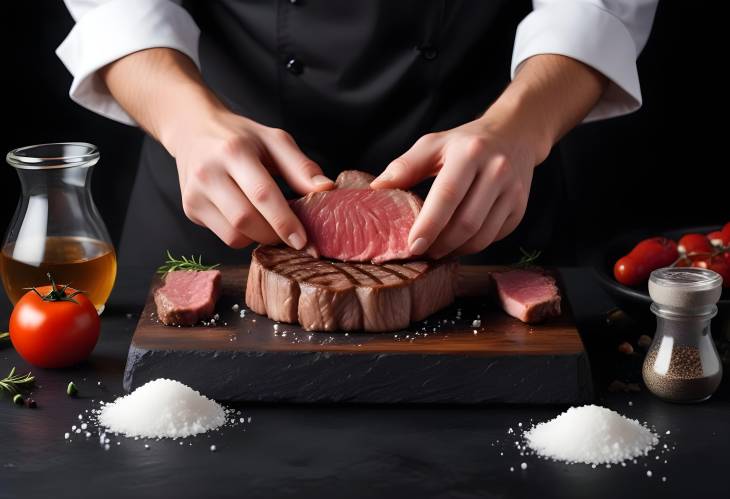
[524,405,658,465]
[98,379,226,439]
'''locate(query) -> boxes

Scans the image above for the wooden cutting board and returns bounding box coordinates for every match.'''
[123,266,593,404]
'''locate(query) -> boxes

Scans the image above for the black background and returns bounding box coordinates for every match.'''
[1,2,726,259]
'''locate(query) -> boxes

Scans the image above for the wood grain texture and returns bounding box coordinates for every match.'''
[123,266,593,404]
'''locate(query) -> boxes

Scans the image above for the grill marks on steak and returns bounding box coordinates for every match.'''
[492,269,561,324]
[154,270,222,326]
[245,245,458,332]
[290,170,421,263]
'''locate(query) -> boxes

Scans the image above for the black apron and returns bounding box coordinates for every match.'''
[119,0,567,273]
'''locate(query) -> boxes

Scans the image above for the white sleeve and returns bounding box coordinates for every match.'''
[511,0,658,122]
[56,0,201,126]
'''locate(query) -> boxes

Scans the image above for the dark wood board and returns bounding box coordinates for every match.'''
[123,266,593,404]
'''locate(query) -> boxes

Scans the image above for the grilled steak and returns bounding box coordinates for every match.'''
[245,245,458,332]
[492,269,561,324]
[290,170,421,263]
[154,270,222,326]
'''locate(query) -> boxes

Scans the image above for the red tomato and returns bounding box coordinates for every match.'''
[614,237,679,286]
[723,222,730,236]
[707,230,729,249]
[687,254,730,288]
[678,233,713,255]
[9,281,100,368]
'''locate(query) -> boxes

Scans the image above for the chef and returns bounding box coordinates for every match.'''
[57,0,657,269]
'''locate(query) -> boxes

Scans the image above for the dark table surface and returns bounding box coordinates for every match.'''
[1,266,728,499]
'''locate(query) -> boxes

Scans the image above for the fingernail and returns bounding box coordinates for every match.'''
[312,175,334,186]
[288,232,306,250]
[373,172,393,184]
[410,237,429,255]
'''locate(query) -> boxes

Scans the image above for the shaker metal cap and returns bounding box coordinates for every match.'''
[649,267,723,311]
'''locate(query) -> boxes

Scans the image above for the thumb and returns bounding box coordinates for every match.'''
[265,129,335,195]
[370,134,441,189]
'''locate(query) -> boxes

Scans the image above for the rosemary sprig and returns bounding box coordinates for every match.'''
[157,250,220,274]
[0,367,35,396]
[513,247,542,268]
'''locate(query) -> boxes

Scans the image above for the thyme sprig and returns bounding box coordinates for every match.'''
[513,247,542,268]
[0,367,35,396]
[157,250,220,274]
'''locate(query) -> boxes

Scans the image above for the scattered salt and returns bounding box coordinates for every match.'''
[524,405,658,465]
[98,379,226,439]
[210,445,217,452]
[80,423,88,430]
[520,462,527,470]
[472,320,481,327]
[64,433,70,440]
[232,304,239,311]
[647,470,653,477]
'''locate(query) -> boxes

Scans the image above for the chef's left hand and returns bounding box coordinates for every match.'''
[370,115,547,259]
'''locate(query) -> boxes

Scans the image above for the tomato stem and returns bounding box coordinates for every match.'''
[22,273,85,304]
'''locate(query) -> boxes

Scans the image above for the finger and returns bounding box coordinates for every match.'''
[262,128,334,194]
[426,171,500,259]
[370,133,442,189]
[207,173,279,244]
[226,153,308,250]
[407,148,478,256]
[194,198,254,249]
[452,195,513,257]
[494,209,524,242]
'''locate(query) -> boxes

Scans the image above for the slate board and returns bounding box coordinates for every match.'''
[123,266,593,404]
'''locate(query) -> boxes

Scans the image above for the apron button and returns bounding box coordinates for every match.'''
[418,45,438,61]
[286,57,304,75]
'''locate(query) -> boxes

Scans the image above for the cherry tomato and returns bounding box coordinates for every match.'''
[678,233,713,255]
[685,254,730,287]
[9,277,100,368]
[614,237,679,286]
[707,230,729,249]
[723,222,730,236]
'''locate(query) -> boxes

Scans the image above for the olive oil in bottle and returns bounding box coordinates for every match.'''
[1,236,117,312]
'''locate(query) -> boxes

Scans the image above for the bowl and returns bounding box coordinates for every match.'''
[591,226,729,338]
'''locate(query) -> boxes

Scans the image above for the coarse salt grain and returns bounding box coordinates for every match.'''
[98,379,226,439]
[524,405,658,465]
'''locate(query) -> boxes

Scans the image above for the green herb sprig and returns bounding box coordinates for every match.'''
[0,367,34,396]
[513,247,542,268]
[157,250,220,274]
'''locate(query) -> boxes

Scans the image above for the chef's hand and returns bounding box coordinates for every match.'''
[371,117,539,259]
[170,111,334,249]
[100,48,334,250]
[371,54,607,258]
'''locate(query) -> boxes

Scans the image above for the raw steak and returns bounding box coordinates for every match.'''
[290,170,421,263]
[334,170,375,189]
[154,270,222,326]
[245,245,458,332]
[492,269,561,324]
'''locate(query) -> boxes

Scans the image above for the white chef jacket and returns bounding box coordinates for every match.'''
[56,0,658,127]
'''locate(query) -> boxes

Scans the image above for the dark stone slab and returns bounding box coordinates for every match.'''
[123,266,593,404]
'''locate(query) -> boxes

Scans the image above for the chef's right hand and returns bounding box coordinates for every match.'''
[168,111,334,249]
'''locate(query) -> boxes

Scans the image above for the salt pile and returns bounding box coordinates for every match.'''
[524,405,658,465]
[98,379,226,439]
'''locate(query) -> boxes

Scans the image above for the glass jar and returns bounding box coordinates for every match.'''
[2,143,117,313]
[642,267,723,403]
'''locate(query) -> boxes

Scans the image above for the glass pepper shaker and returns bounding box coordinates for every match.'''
[642,267,723,403]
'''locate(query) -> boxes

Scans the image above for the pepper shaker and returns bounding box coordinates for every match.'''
[642,267,723,403]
